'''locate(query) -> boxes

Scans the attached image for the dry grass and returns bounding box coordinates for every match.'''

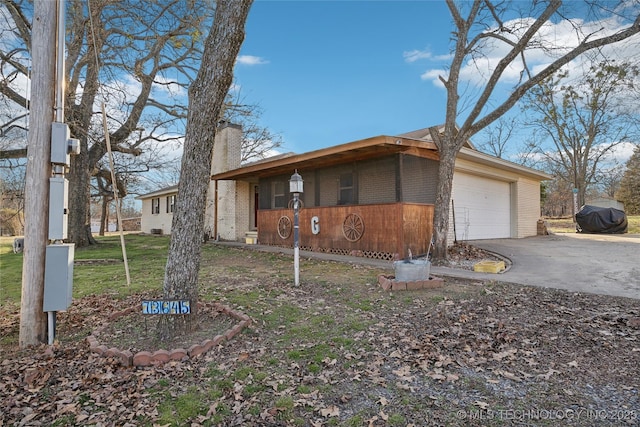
[2,237,639,426]
[545,215,640,234]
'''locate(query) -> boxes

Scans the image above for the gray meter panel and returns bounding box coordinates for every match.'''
[48,176,69,240]
[51,122,71,166]
[43,244,75,312]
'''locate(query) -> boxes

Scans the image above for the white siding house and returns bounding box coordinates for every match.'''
[137,122,248,239]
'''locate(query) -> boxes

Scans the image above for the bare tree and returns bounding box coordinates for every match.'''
[91,132,178,235]
[0,99,28,159]
[541,178,574,217]
[1,0,210,247]
[617,144,640,214]
[429,0,640,261]
[0,102,26,232]
[523,61,639,211]
[597,165,626,199]
[160,0,252,337]
[223,95,284,163]
[0,160,25,235]
[475,116,518,158]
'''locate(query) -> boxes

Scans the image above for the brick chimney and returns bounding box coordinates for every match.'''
[208,121,242,241]
[211,121,242,174]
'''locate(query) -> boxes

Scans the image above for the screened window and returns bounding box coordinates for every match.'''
[273,182,285,208]
[338,173,353,205]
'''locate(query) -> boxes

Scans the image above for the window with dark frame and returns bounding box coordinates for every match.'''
[151,198,160,214]
[166,195,176,213]
[338,173,353,205]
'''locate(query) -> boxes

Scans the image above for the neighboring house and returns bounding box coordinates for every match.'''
[208,125,551,260]
[137,122,245,238]
[137,184,178,235]
[585,197,625,211]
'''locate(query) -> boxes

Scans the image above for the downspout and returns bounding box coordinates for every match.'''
[214,180,219,240]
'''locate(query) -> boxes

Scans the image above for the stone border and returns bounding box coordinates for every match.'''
[377,274,445,291]
[85,302,251,367]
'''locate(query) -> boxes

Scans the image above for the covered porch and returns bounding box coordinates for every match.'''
[257,203,434,261]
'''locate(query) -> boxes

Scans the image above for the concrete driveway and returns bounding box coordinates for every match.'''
[468,233,640,299]
[223,233,639,299]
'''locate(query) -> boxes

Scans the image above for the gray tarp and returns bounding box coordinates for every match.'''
[575,205,628,234]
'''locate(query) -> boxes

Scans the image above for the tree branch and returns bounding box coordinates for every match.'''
[468,11,640,136]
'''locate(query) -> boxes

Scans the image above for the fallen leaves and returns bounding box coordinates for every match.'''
[474,400,490,410]
[2,272,639,426]
[319,405,340,417]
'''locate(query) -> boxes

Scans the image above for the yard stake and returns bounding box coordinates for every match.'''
[101,102,131,286]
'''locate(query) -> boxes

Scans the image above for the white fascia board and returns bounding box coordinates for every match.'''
[456,147,552,181]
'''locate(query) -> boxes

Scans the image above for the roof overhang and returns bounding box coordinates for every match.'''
[135,184,179,200]
[211,135,439,181]
[457,147,553,181]
[210,133,551,183]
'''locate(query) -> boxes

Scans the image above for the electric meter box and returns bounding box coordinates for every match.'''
[51,122,71,166]
[49,176,69,240]
[43,244,75,312]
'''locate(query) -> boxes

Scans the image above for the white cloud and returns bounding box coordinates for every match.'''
[420,69,446,88]
[153,75,187,98]
[403,48,432,63]
[508,140,638,172]
[417,13,640,89]
[404,48,452,64]
[604,141,638,165]
[236,55,269,65]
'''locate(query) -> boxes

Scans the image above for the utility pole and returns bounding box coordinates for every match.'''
[19,0,57,347]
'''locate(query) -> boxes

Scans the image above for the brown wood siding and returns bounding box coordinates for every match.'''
[257,203,433,260]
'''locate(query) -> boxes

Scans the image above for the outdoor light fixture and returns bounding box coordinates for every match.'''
[290,170,303,286]
[289,170,304,194]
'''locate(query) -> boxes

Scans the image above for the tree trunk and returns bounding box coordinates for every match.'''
[19,0,56,347]
[428,1,640,262]
[160,0,252,338]
[67,148,93,247]
[99,196,109,236]
[431,141,457,262]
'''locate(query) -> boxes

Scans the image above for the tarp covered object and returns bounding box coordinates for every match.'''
[575,205,628,234]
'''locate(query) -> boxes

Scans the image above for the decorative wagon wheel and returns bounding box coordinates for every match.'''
[277,216,292,239]
[342,213,364,242]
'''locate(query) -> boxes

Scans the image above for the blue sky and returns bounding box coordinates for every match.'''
[1,0,636,177]
[230,0,640,165]
[233,0,453,153]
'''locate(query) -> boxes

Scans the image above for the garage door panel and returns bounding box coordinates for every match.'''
[453,173,511,240]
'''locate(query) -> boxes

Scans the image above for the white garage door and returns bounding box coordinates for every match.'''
[452,173,511,240]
